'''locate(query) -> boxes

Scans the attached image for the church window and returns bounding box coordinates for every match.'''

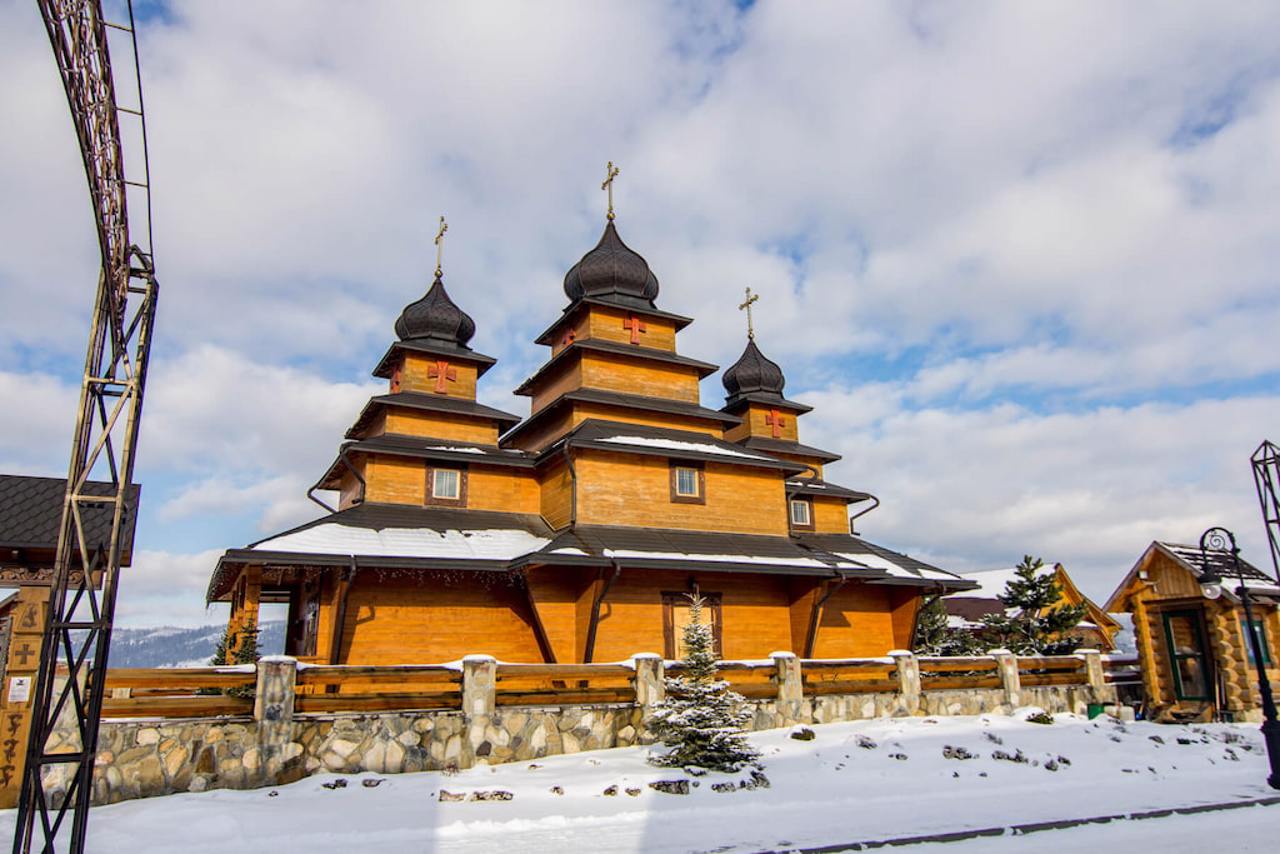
[427,466,465,504]
[670,462,705,504]
[790,498,813,529]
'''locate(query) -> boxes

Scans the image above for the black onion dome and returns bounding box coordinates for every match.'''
[563,221,660,308]
[394,274,476,347]
[722,339,786,400]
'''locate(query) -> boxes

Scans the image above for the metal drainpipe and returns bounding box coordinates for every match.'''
[566,448,578,526]
[848,493,881,534]
[307,447,367,514]
[583,560,622,663]
[805,572,849,658]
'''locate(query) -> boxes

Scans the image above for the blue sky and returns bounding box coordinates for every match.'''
[2,0,1280,625]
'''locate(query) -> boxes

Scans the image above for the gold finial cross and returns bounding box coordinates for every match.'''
[601,161,620,221]
[738,286,760,340]
[434,215,448,277]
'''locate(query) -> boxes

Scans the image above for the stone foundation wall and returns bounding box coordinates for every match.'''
[42,650,1115,806]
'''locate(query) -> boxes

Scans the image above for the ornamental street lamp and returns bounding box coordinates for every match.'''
[1196,526,1280,789]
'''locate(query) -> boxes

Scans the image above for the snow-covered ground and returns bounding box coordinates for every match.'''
[2,711,1274,853]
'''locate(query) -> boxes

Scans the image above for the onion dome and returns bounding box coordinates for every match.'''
[394,273,476,347]
[563,221,660,309]
[722,339,786,400]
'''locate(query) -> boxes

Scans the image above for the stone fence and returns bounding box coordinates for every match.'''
[44,650,1119,807]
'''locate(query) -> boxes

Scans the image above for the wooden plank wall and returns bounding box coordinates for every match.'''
[399,354,479,399]
[812,498,851,534]
[579,353,701,403]
[584,306,678,352]
[575,451,788,535]
[383,410,500,445]
[811,582,901,659]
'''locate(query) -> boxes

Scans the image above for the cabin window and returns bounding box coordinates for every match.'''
[1240,617,1272,665]
[790,498,813,529]
[426,465,467,505]
[662,592,722,659]
[669,462,705,504]
[1161,610,1212,701]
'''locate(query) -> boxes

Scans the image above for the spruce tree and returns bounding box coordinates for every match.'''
[648,596,760,772]
[979,556,1088,655]
[912,595,981,656]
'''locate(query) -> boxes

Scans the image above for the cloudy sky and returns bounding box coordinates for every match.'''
[2,0,1279,627]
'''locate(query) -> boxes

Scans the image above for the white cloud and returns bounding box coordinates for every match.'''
[114,548,227,628]
[4,1,1280,629]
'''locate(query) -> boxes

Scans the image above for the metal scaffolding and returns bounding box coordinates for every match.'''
[14,1,157,851]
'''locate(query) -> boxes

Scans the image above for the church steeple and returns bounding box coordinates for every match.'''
[722,337,787,406]
[393,273,476,348]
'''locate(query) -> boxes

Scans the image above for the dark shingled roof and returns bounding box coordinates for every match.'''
[563,221,660,310]
[0,474,140,560]
[534,298,693,347]
[1157,542,1278,587]
[346,392,521,440]
[721,391,813,415]
[739,435,840,463]
[785,479,872,502]
[722,338,786,402]
[514,339,718,396]
[371,339,498,380]
[394,273,476,348]
[498,388,739,448]
[793,532,975,590]
[553,419,808,474]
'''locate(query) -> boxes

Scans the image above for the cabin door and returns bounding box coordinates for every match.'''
[1161,609,1213,702]
[285,579,321,658]
[662,592,723,659]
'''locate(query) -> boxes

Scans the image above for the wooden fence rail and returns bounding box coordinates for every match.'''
[84,650,1124,721]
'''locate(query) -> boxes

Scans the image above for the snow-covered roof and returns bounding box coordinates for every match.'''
[250,524,551,561]
[595,435,772,460]
[954,565,1054,600]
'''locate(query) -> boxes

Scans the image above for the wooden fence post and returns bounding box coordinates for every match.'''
[989,649,1020,710]
[631,654,665,708]
[254,656,299,784]
[889,650,921,716]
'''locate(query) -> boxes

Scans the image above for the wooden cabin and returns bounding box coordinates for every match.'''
[206,215,973,665]
[946,563,1121,652]
[1105,541,1280,722]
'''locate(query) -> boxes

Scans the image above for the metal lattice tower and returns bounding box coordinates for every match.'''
[14,1,157,851]
[1253,440,1280,584]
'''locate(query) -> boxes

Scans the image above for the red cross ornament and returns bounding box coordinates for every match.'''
[765,409,786,438]
[624,314,647,345]
[428,360,457,394]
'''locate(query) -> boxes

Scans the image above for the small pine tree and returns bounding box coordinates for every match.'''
[648,596,760,772]
[208,619,262,698]
[978,556,1088,655]
[912,595,981,656]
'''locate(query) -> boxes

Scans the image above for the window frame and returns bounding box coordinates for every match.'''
[1240,616,1272,666]
[789,497,814,531]
[662,591,723,659]
[669,460,706,505]
[425,464,468,506]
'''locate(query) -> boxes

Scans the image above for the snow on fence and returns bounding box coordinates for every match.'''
[95,650,1117,719]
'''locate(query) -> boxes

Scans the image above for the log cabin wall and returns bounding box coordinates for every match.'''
[812,498,852,534]
[574,450,789,536]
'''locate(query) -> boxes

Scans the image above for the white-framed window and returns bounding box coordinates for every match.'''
[674,467,700,498]
[790,498,812,528]
[432,468,461,500]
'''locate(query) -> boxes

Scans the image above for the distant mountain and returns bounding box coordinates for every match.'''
[102,621,285,668]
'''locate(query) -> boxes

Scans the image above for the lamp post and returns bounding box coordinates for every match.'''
[1196,526,1280,789]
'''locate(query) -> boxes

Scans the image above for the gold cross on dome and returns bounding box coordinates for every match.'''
[601,161,620,221]
[738,287,760,340]
[434,215,448,277]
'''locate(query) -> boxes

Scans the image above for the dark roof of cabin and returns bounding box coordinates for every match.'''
[793,532,975,590]
[345,392,522,440]
[0,474,140,560]
[514,340,718,396]
[534,298,694,346]
[551,419,808,473]
[1157,541,1277,586]
[316,435,537,489]
[740,435,840,463]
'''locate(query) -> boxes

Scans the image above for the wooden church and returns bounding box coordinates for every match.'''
[206,181,971,665]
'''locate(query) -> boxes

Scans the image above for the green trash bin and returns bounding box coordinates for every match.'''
[1087,702,1106,719]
